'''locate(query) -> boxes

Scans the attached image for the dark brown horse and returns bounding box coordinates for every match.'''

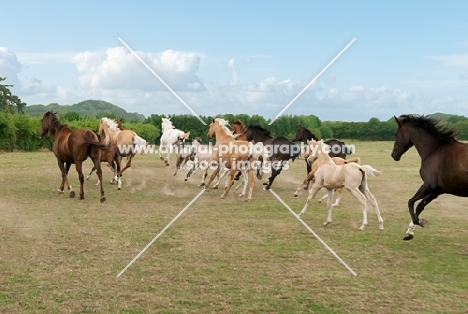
[231,120,248,141]
[391,114,468,240]
[39,111,108,202]
[245,125,300,190]
[291,126,352,189]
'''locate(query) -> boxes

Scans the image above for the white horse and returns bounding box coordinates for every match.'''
[159,118,190,167]
[299,139,384,231]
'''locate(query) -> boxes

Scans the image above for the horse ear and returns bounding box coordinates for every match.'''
[394,116,402,126]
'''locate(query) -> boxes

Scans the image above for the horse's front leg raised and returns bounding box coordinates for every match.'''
[299,183,322,217]
[404,185,432,240]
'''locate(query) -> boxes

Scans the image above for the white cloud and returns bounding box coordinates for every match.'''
[72,47,205,92]
[0,47,22,85]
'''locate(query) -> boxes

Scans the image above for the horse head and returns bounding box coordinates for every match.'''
[391,115,414,161]
[39,111,61,138]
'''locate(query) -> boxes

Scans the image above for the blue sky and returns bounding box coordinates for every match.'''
[2,0,468,121]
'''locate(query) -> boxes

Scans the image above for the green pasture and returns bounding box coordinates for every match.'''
[0,141,467,313]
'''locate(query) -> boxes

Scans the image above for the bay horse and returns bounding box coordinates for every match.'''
[204,118,259,201]
[245,125,300,190]
[299,139,383,230]
[98,117,147,189]
[291,126,353,190]
[39,111,107,202]
[159,118,190,167]
[391,114,468,240]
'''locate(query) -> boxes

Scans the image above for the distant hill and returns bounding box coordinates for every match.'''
[24,100,146,122]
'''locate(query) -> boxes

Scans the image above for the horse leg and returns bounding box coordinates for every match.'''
[332,187,343,206]
[220,169,237,199]
[323,189,335,226]
[86,166,96,180]
[115,156,122,190]
[234,170,248,197]
[91,157,106,203]
[361,185,383,230]
[204,167,220,190]
[304,160,311,190]
[346,187,368,230]
[298,183,322,217]
[246,168,255,202]
[213,169,229,189]
[404,191,440,240]
[64,162,75,197]
[294,170,315,197]
[404,185,432,240]
[75,161,85,200]
[120,154,133,174]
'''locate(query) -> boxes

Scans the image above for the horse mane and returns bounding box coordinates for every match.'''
[161,118,175,130]
[100,117,120,133]
[300,126,319,141]
[214,118,236,138]
[232,119,246,131]
[249,124,272,137]
[399,114,458,142]
[45,111,65,133]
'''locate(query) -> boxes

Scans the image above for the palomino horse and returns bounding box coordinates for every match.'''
[294,153,361,207]
[291,126,352,190]
[245,125,300,190]
[391,114,468,240]
[159,118,190,167]
[299,139,383,231]
[184,137,232,189]
[39,111,107,202]
[204,118,259,201]
[98,117,146,190]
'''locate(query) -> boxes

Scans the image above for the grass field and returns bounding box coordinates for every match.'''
[1,141,467,313]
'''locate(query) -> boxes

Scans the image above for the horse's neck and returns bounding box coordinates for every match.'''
[303,130,315,142]
[254,132,272,143]
[408,126,444,159]
[315,147,335,166]
[214,128,234,143]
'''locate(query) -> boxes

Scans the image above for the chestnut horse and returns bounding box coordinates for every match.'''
[39,111,107,202]
[391,114,468,240]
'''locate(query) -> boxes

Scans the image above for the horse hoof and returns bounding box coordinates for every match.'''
[70,191,75,198]
[159,157,164,161]
[403,233,414,241]
[294,194,298,197]
[184,179,188,181]
[303,187,308,190]
[419,219,429,228]
[213,186,218,190]
[100,197,107,203]
[118,187,121,190]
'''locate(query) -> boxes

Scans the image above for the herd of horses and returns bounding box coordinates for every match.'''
[39,111,468,241]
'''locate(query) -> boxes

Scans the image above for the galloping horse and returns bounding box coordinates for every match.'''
[98,117,146,189]
[245,125,300,190]
[159,118,190,167]
[391,114,468,240]
[39,111,107,202]
[204,118,259,201]
[231,120,248,141]
[292,126,352,190]
[231,120,248,180]
[299,139,383,230]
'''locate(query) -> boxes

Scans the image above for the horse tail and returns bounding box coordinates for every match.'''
[132,134,147,156]
[359,164,381,177]
[83,130,111,151]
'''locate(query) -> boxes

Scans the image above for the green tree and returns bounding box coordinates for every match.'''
[0,77,26,113]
